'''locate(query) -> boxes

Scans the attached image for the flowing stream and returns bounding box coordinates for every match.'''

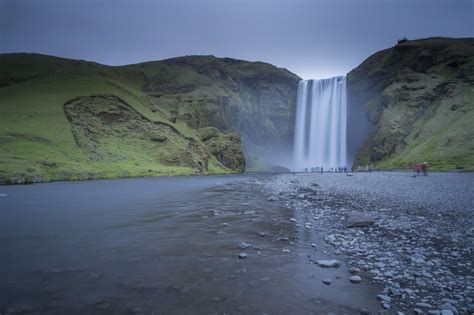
[0,175,380,314]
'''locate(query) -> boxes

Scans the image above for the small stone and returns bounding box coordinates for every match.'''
[350,275,362,283]
[238,253,248,259]
[349,267,361,274]
[222,223,229,226]
[279,236,289,241]
[290,218,297,222]
[377,294,392,303]
[258,232,267,237]
[382,302,391,309]
[416,302,432,308]
[322,279,331,285]
[316,259,340,268]
[440,310,454,315]
[311,243,317,248]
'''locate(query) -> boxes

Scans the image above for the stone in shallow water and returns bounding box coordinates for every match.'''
[238,253,248,259]
[349,267,361,274]
[316,259,340,268]
[344,211,376,228]
[377,294,392,303]
[350,275,362,283]
[322,279,331,285]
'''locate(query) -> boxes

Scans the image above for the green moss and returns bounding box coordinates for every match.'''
[0,54,251,183]
[348,38,474,171]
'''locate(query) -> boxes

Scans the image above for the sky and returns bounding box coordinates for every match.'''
[1,0,473,79]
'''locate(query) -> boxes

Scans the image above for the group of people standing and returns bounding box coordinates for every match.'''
[414,162,429,176]
[302,166,348,173]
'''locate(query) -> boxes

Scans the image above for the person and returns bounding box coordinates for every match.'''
[415,163,421,176]
[421,162,428,176]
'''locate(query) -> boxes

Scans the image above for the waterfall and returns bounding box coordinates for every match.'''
[293,76,347,171]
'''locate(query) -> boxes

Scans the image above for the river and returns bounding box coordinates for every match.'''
[0,174,381,314]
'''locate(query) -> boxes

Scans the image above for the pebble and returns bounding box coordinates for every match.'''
[316,259,340,268]
[238,253,248,259]
[350,275,362,283]
[322,279,331,285]
[349,267,361,274]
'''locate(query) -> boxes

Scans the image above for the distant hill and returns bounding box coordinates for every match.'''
[348,37,474,171]
[0,53,298,183]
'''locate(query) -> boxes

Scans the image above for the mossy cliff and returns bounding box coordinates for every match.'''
[0,54,298,183]
[121,56,300,169]
[347,38,474,171]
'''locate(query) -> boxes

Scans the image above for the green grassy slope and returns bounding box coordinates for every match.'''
[348,38,474,171]
[0,54,250,183]
[117,56,300,170]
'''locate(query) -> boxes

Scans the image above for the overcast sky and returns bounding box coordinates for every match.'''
[1,0,473,79]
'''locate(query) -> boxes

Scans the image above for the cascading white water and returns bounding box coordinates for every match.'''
[293,76,347,172]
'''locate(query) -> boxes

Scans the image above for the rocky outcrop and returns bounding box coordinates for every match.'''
[198,127,245,173]
[347,37,474,170]
[121,55,300,170]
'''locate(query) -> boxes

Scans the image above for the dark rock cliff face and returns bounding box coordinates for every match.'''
[347,38,474,170]
[121,56,300,170]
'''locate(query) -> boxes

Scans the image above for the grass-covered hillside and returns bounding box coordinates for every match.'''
[0,53,299,183]
[348,37,474,171]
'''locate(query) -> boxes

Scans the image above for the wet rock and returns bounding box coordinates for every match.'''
[441,310,454,315]
[237,242,261,250]
[258,232,267,237]
[345,211,376,228]
[290,218,297,222]
[316,259,340,268]
[322,279,331,285]
[349,267,361,274]
[350,275,362,283]
[238,253,248,259]
[416,302,432,308]
[377,295,392,303]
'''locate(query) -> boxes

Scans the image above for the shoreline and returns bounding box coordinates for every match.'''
[259,172,473,314]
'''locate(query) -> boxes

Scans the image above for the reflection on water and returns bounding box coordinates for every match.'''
[0,175,379,314]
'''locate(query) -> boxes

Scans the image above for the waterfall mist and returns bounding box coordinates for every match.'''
[293,76,347,171]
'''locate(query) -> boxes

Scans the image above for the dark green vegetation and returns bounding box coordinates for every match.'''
[0,54,298,183]
[348,38,474,171]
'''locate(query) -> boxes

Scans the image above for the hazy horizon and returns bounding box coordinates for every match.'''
[1,0,473,79]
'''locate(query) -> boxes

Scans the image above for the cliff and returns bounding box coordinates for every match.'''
[347,37,474,170]
[0,54,298,183]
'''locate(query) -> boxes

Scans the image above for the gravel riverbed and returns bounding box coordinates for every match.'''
[259,171,474,314]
